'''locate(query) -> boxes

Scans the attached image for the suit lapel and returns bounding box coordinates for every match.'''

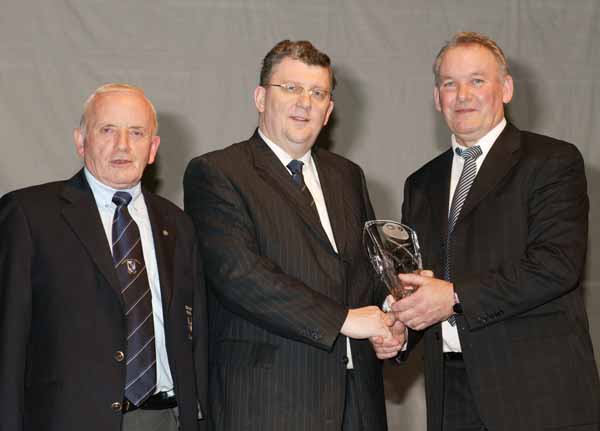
[313,148,347,256]
[145,192,176,313]
[426,149,453,245]
[250,133,334,251]
[456,123,521,226]
[60,171,123,303]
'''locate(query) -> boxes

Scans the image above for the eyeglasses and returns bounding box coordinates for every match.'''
[265,82,331,103]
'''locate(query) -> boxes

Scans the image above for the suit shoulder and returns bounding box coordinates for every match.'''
[187,140,250,170]
[3,179,66,198]
[519,130,582,160]
[1,180,66,209]
[406,149,452,185]
[315,147,365,174]
[184,140,254,189]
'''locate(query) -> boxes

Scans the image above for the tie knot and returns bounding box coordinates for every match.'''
[287,159,304,175]
[456,146,483,161]
[112,191,133,207]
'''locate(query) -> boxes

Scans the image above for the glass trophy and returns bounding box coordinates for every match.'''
[363,220,423,299]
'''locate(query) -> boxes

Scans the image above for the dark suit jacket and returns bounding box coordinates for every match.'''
[0,171,208,431]
[183,132,388,431]
[402,123,600,430]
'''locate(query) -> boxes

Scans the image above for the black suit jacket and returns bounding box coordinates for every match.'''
[0,171,208,431]
[183,133,388,431]
[402,123,600,430]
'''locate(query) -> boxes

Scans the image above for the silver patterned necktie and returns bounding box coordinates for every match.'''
[112,191,157,406]
[445,146,482,325]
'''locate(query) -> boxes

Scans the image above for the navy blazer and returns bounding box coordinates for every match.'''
[0,171,207,431]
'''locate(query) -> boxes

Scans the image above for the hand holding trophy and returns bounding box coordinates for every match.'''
[363,220,422,299]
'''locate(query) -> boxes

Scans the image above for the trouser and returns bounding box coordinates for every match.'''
[442,353,487,431]
[343,370,365,431]
[122,406,179,431]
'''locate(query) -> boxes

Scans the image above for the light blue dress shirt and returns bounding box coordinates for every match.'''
[84,169,174,394]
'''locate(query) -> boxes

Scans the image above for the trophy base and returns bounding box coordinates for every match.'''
[390,285,417,300]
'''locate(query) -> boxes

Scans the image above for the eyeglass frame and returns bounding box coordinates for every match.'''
[264,82,333,102]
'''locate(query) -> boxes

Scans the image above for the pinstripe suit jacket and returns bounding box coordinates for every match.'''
[0,171,207,431]
[402,124,600,430]
[183,132,388,431]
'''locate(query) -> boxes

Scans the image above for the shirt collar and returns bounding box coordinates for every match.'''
[258,128,313,170]
[84,168,142,208]
[451,118,507,159]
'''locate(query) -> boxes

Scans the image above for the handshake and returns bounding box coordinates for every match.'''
[341,270,457,360]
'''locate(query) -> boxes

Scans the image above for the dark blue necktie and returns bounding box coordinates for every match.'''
[287,159,306,187]
[445,146,482,325]
[287,159,318,213]
[112,191,156,406]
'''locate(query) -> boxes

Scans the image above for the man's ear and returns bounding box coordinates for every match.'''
[254,86,266,113]
[433,86,442,112]
[147,136,161,165]
[74,128,85,158]
[322,100,334,126]
[502,75,514,104]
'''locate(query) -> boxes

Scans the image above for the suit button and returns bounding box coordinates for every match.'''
[342,356,349,365]
[111,401,122,412]
[114,351,125,362]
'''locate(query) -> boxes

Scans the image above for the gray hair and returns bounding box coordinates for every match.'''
[79,83,158,136]
[433,32,510,86]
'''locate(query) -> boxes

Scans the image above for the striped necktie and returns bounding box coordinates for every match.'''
[112,191,157,406]
[445,146,482,325]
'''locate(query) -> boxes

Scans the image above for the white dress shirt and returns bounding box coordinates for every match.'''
[85,169,174,393]
[442,118,507,352]
[258,129,355,368]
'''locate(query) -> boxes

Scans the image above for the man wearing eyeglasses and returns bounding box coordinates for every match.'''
[184,40,393,431]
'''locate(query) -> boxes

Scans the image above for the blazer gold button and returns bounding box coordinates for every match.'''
[162,229,169,236]
[111,401,122,412]
[114,351,125,362]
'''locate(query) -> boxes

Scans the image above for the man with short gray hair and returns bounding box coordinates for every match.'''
[0,83,207,431]
[373,32,600,430]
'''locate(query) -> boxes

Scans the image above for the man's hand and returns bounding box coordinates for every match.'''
[369,319,406,359]
[391,272,455,330]
[341,306,394,339]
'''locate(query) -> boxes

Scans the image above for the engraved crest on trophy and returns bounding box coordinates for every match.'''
[363,220,423,299]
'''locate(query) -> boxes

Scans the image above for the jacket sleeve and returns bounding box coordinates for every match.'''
[0,193,32,431]
[457,142,589,330]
